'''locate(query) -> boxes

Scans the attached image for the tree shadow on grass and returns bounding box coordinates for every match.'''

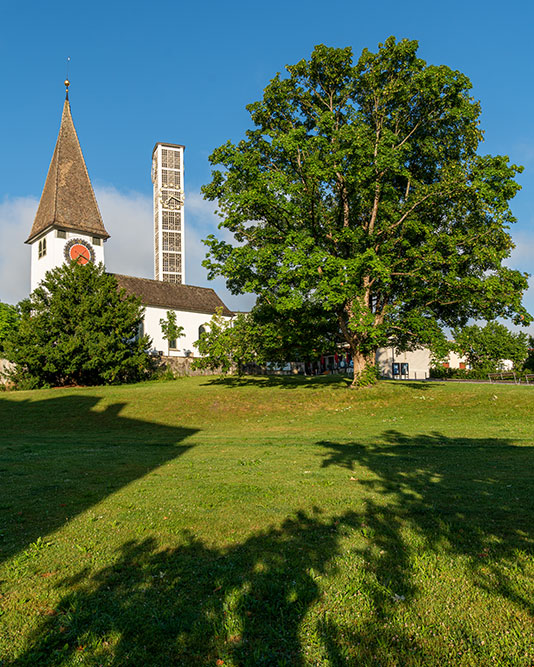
[0,393,197,566]
[200,374,353,390]
[316,431,534,661]
[13,509,362,666]
[387,380,438,391]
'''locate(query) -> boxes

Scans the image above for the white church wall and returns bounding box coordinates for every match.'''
[143,305,225,357]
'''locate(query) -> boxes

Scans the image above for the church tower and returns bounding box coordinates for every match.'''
[152,142,185,284]
[26,81,109,292]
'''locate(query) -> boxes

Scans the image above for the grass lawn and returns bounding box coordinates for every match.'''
[1,376,533,665]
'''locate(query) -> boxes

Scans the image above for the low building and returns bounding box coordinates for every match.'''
[376,347,433,380]
[377,346,467,380]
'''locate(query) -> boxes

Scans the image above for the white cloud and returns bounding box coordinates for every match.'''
[0,196,36,304]
[95,186,154,279]
[508,230,534,273]
[182,191,256,312]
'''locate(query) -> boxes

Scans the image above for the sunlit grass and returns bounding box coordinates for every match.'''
[1,377,533,665]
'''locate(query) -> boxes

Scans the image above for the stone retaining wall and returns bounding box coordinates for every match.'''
[160,356,229,377]
[0,358,14,385]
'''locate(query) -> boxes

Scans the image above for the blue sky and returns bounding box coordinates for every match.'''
[1,0,533,332]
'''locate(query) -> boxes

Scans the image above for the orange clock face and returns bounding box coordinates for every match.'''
[69,244,91,264]
[64,238,95,265]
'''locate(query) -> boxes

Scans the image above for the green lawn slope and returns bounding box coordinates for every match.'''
[1,377,533,665]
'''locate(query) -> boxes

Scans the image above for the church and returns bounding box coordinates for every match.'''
[25,81,233,360]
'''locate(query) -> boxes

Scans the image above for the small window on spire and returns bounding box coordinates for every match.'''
[38,238,47,259]
[56,230,66,239]
[92,237,102,246]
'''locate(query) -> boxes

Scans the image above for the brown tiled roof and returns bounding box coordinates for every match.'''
[113,274,234,317]
[26,98,109,244]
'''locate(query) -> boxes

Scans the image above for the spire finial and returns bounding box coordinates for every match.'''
[65,57,70,100]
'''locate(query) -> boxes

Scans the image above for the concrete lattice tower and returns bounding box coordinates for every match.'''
[152,143,185,284]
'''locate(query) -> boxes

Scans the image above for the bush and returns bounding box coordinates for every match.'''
[429,366,525,381]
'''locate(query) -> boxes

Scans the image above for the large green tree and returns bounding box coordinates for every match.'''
[4,262,153,388]
[202,37,531,386]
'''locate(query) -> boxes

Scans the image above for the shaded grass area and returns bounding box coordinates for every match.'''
[0,377,533,665]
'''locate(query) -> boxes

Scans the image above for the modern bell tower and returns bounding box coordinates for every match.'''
[152,142,185,284]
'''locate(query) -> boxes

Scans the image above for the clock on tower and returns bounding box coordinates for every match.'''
[64,238,96,265]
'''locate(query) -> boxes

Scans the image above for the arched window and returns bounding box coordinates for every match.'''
[38,237,47,259]
[198,324,207,338]
[133,321,144,342]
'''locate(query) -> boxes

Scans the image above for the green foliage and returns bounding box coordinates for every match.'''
[353,362,380,387]
[246,301,340,362]
[524,336,534,372]
[0,302,19,353]
[159,310,184,354]
[193,304,339,374]
[193,309,248,374]
[429,366,495,380]
[4,262,153,388]
[202,38,531,387]
[453,321,529,371]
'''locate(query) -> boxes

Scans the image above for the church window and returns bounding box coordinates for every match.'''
[163,273,181,283]
[134,321,144,342]
[38,238,47,259]
[162,211,181,231]
[161,169,180,189]
[56,230,66,239]
[163,253,181,273]
[163,232,180,252]
[92,237,102,246]
[199,324,207,338]
[169,338,178,350]
[161,149,180,170]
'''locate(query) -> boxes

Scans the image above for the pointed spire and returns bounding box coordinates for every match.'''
[26,92,110,244]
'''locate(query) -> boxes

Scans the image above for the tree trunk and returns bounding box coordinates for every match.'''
[350,348,377,388]
[336,304,379,388]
